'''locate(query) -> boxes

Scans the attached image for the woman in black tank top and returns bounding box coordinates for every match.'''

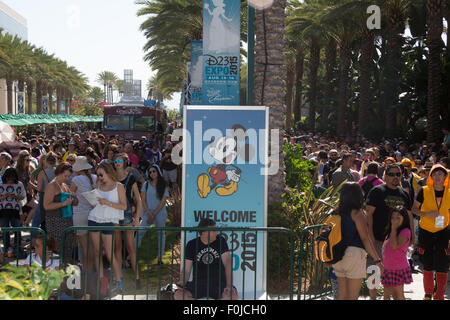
[333,182,384,300]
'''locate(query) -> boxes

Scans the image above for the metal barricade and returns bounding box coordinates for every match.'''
[0,227,47,269]
[296,224,333,300]
[59,226,295,300]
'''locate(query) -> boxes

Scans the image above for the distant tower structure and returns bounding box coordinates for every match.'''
[123,69,134,97]
[117,69,144,107]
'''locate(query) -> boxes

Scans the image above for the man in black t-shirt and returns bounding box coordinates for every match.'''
[365,164,413,300]
[174,219,238,300]
[322,149,339,188]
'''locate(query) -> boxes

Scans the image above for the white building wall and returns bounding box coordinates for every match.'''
[0,1,28,115]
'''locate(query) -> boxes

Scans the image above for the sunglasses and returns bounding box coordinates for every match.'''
[149,170,157,174]
[386,172,401,177]
[114,159,124,164]
[97,173,104,178]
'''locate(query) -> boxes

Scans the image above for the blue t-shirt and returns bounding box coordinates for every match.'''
[141,181,169,213]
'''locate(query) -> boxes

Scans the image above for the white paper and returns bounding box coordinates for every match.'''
[435,216,444,229]
[81,189,101,207]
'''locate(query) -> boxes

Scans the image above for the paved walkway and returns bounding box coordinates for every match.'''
[360,256,450,300]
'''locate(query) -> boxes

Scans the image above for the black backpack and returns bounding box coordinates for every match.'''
[361,176,376,199]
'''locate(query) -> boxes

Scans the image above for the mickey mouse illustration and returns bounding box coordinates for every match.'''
[197,124,255,198]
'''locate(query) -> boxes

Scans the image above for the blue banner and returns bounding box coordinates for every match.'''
[182,106,268,298]
[190,40,203,105]
[202,0,240,105]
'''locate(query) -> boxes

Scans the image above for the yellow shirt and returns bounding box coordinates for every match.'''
[419,185,450,233]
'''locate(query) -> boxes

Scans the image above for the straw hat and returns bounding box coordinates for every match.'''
[72,156,93,172]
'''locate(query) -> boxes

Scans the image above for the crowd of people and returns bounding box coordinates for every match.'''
[283,129,449,300]
[0,124,448,300]
[0,129,181,296]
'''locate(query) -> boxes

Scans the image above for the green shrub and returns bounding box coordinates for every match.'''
[283,143,315,189]
[0,264,67,300]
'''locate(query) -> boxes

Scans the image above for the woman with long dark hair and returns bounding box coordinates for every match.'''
[381,206,413,300]
[331,182,383,300]
[138,164,169,265]
[112,153,142,288]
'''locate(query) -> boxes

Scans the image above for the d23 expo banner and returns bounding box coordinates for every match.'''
[42,96,49,114]
[59,100,66,114]
[17,92,25,114]
[182,106,268,299]
[202,0,240,105]
[190,40,203,105]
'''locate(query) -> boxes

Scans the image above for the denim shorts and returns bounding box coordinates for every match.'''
[88,220,115,235]
[119,210,134,226]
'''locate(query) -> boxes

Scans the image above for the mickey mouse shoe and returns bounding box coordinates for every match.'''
[197,174,212,198]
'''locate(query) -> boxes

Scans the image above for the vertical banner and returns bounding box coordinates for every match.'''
[190,40,203,105]
[182,106,268,299]
[202,0,240,105]
[59,100,66,114]
[17,92,25,114]
[42,96,49,115]
[186,62,192,106]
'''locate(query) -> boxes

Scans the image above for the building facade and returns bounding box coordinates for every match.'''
[0,1,28,115]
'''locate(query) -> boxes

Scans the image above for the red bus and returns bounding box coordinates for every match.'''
[103,103,165,140]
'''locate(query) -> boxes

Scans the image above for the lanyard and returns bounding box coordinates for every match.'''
[434,189,443,212]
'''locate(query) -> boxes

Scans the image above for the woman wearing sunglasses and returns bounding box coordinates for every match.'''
[88,162,126,294]
[112,153,143,289]
[137,164,169,265]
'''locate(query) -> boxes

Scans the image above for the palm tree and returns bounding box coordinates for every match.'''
[426,0,444,143]
[0,33,30,114]
[146,74,173,102]
[97,71,109,102]
[136,0,204,96]
[383,0,408,135]
[334,0,382,137]
[285,50,296,130]
[115,80,124,99]
[322,37,337,131]
[321,2,359,137]
[137,0,248,97]
[254,0,287,204]
[96,71,117,104]
[288,0,328,132]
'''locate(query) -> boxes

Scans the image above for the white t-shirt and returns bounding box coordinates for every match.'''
[72,174,97,214]
[25,253,59,271]
[0,181,27,214]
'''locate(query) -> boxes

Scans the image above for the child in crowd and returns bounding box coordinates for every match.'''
[24,235,59,271]
[381,206,413,300]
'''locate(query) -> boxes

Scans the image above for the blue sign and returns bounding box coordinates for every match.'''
[202,0,240,105]
[190,40,203,105]
[182,106,268,298]
[144,99,156,107]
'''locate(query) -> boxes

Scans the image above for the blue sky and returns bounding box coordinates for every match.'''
[2,0,180,109]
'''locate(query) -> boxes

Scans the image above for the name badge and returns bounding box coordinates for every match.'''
[435,216,444,228]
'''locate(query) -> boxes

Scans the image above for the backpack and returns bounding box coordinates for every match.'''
[361,176,376,199]
[315,214,347,264]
